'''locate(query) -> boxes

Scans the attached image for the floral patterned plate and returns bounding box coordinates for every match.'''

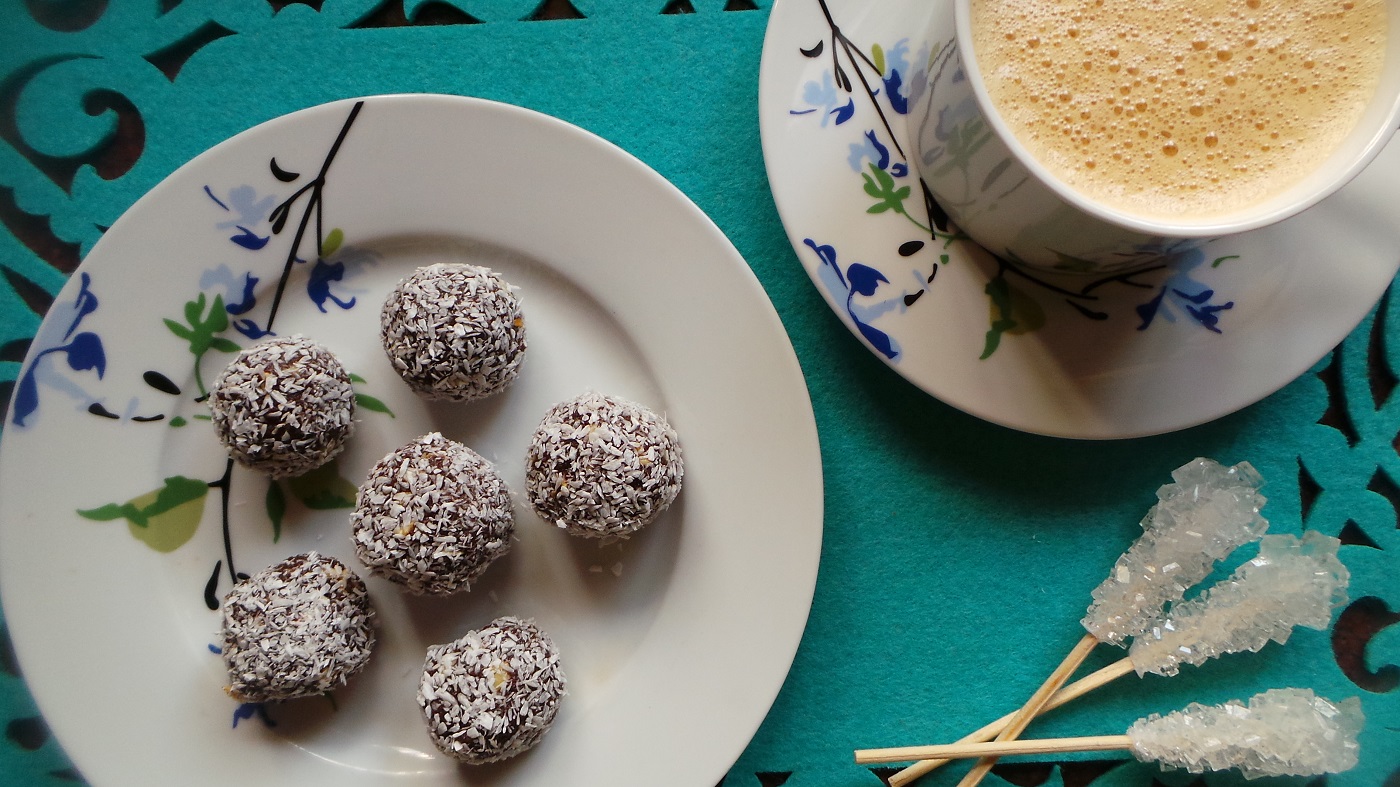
[760,0,1400,439]
[0,95,822,786]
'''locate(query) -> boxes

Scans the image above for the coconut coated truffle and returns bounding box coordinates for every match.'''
[351,433,514,595]
[380,263,526,401]
[220,552,376,703]
[524,392,683,539]
[209,336,356,479]
[418,616,566,764]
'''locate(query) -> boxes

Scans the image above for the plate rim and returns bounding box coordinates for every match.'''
[0,92,824,786]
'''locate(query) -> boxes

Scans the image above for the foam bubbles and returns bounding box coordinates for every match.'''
[971,0,1387,219]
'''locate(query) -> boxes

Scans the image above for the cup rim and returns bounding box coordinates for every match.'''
[953,0,1400,238]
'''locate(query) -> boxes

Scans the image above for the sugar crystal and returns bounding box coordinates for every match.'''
[1082,458,1268,645]
[1129,688,1363,778]
[1130,531,1348,676]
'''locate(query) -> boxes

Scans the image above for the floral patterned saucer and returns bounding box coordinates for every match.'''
[760,0,1400,439]
[0,95,821,786]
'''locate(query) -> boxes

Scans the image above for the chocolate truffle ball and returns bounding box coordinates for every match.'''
[380,263,526,401]
[209,336,356,479]
[418,617,566,764]
[524,392,683,539]
[351,433,514,595]
[220,552,376,703]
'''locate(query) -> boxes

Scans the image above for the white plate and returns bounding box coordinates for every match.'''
[760,0,1400,439]
[0,95,822,786]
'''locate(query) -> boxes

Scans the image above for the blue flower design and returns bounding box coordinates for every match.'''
[199,265,259,315]
[308,260,354,311]
[200,264,273,339]
[805,238,900,359]
[1136,249,1236,332]
[205,185,275,250]
[847,130,889,173]
[307,244,376,313]
[881,39,914,115]
[192,238,375,339]
[792,71,855,126]
[847,130,908,177]
[11,273,107,428]
[233,319,275,340]
[232,703,276,729]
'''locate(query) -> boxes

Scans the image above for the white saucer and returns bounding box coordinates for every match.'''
[0,95,822,786]
[759,0,1400,439]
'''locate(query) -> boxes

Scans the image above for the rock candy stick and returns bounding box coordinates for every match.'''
[1082,457,1271,645]
[887,530,1350,786]
[1129,530,1349,676]
[952,458,1270,787]
[859,688,1363,780]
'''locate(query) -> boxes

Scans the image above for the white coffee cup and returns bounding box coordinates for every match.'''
[910,0,1400,274]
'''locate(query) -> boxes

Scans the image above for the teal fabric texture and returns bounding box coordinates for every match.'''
[1,2,1398,787]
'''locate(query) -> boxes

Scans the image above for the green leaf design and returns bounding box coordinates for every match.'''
[982,275,1015,360]
[76,503,127,522]
[78,476,209,553]
[347,372,394,418]
[286,460,358,510]
[354,393,394,417]
[980,274,1045,359]
[266,480,286,543]
[322,227,344,257]
[1212,254,1241,269]
[203,294,230,339]
[862,163,913,216]
[165,292,239,396]
[185,296,204,328]
[932,118,995,178]
[164,318,193,341]
[872,43,886,75]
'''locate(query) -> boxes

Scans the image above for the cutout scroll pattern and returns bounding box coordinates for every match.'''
[1,1,1396,786]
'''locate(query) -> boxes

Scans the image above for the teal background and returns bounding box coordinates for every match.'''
[0,1,1397,786]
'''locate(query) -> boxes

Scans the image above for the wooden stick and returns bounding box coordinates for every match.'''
[883,656,1135,787]
[858,734,1134,764]
[955,632,1102,787]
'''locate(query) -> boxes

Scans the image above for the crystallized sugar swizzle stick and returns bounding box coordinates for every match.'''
[1081,458,1271,644]
[886,529,1350,786]
[859,688,1364,780]
[951,458,1269,787]
[1128,529,1349,675]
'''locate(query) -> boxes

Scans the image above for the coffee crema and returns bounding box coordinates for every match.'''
[971,0,1387,219]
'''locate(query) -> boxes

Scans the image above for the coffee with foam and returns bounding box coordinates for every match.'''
[971,0,1387,219]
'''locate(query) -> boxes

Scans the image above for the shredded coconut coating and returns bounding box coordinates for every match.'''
[351,433,514,595]
[418,616,566,764]
[1082,457,1268,645]
[209,335,356,479]
[380,263,526,402]
[525,392,683,539]
[1129,688,1363,779]
[220,552,376,703]
[1130,530,1349,676]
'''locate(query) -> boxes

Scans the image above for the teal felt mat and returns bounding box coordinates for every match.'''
[1,2,1397,786]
